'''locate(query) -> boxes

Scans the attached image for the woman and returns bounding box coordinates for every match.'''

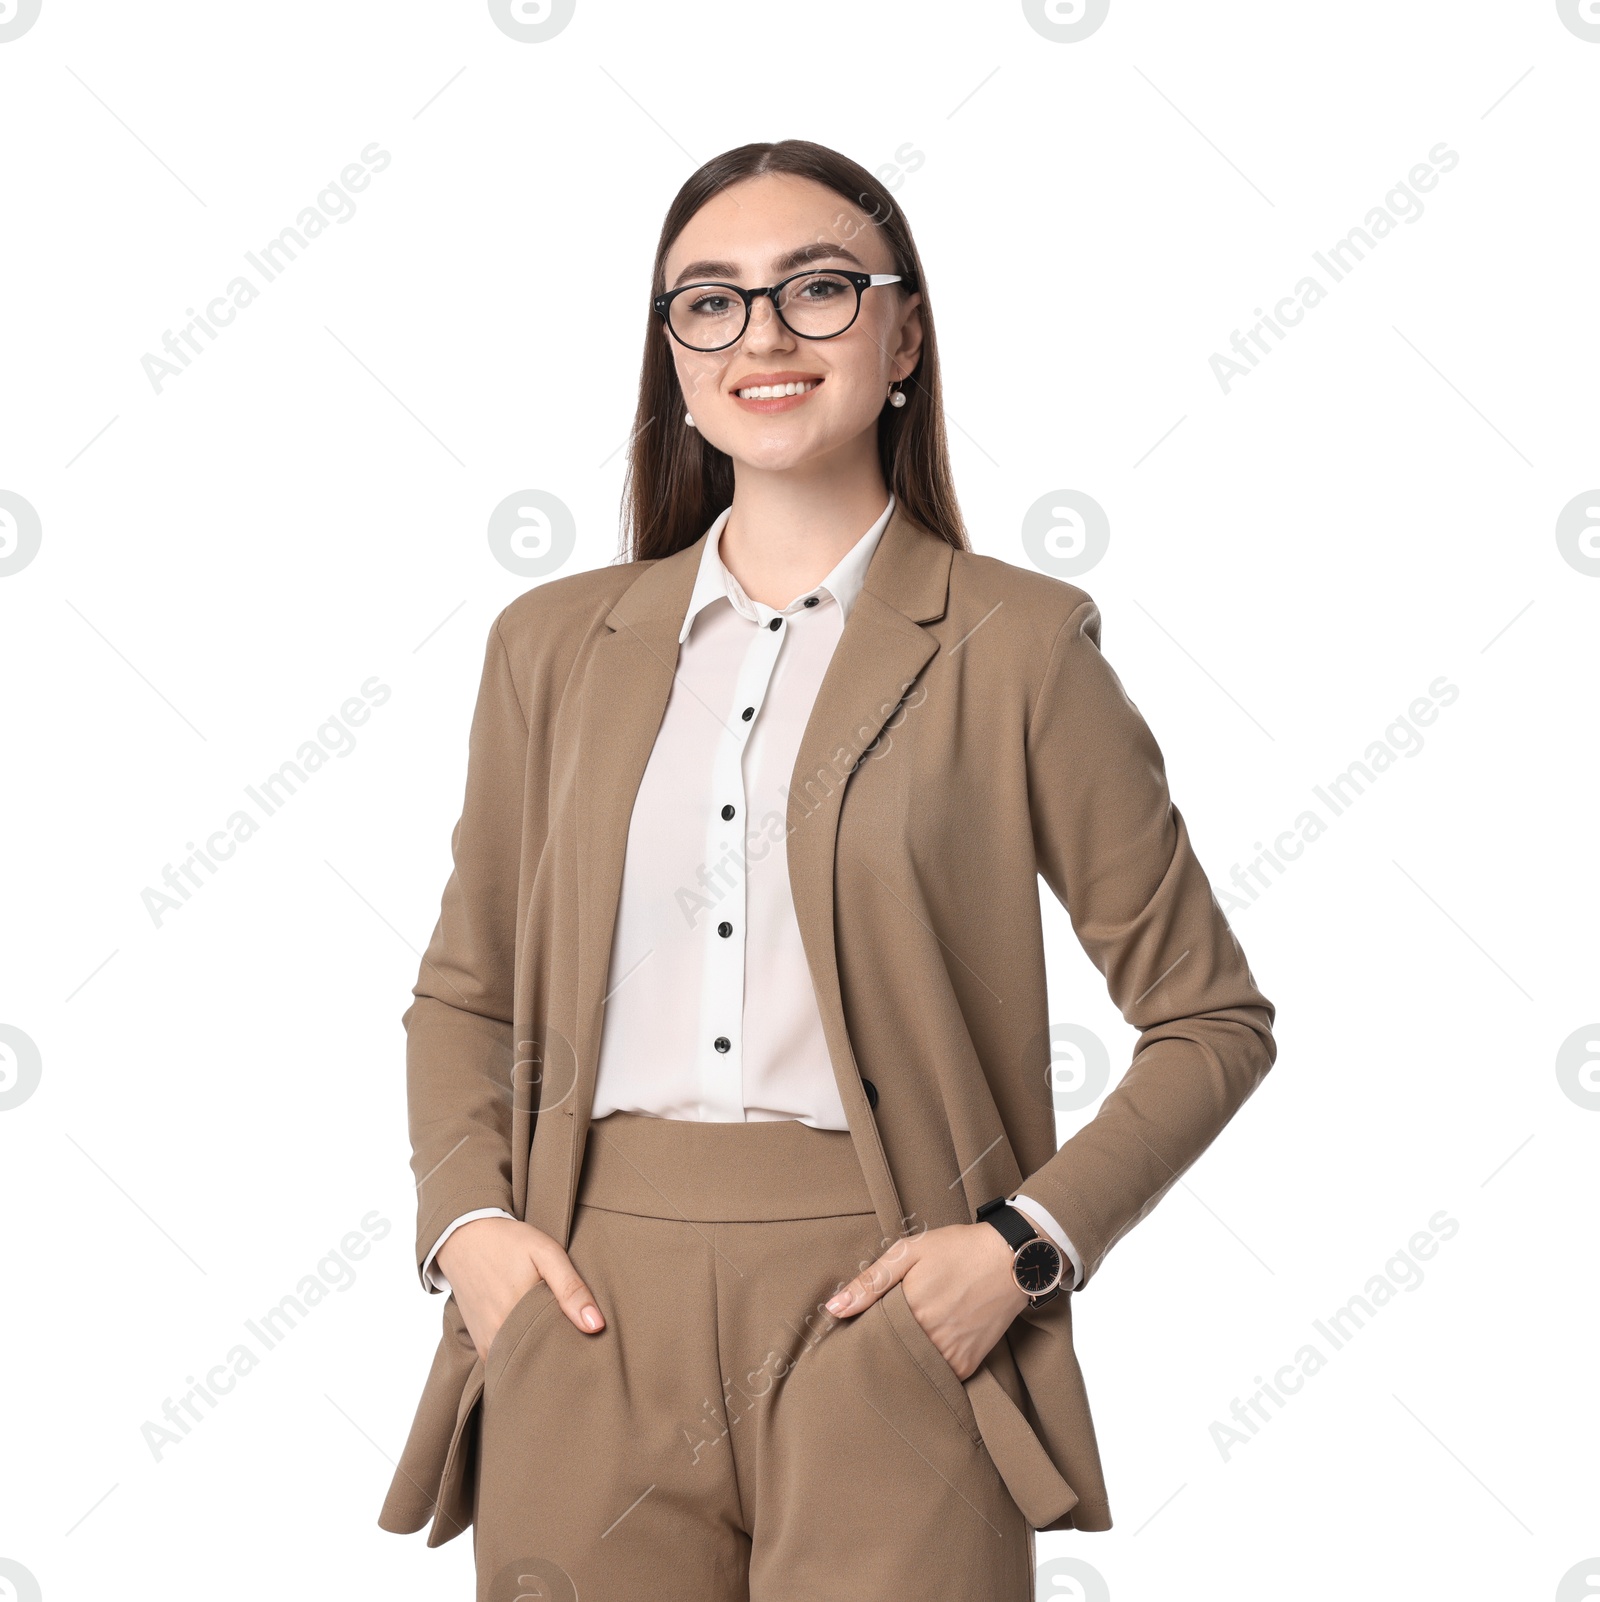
[378,140,1277,1602]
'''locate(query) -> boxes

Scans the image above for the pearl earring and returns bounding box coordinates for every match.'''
[685,412,696,427]
[888,383,907,409]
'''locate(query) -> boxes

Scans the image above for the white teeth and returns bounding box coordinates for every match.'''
[737,380,818,400]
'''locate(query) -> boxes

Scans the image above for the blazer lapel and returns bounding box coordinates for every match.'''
[784,506,952,1235]
[555,506,953,1242]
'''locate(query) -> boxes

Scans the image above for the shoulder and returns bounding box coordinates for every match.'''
[945,547,1101,657]
[491,555,662,667]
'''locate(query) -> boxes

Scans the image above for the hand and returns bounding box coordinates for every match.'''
[436,1216,605,1363]
[824,1222,1029,1381]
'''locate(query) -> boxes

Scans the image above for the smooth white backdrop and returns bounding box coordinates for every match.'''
[2,3,1595,1599]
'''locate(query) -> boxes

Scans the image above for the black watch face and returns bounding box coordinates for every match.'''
[1013,1237,1062,1295]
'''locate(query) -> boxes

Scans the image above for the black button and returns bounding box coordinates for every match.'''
[741,706,754,721]
[721,803,735,820]
[803,596,819,608]
[861,1077,878,1110]
[717,921,732,938]
[714,1036,731,1053]
[769,617,783,631]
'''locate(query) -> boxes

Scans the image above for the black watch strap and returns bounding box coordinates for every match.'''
[976,1196,1038,1251]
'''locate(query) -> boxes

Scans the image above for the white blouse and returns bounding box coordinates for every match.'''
[424,496,1083,1293]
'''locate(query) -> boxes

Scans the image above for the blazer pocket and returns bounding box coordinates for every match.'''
[877,1280,985,1448]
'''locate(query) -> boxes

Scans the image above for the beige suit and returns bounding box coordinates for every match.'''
[377,503,1277,1546]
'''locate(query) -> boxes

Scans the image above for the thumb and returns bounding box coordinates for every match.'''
[536,1246,606,1334]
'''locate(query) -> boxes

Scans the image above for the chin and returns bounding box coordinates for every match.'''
[719,432,826,473]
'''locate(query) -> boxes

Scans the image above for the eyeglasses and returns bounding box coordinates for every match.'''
[653,269,914,353]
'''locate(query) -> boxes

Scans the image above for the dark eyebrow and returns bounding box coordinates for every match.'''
[669,241,868,289]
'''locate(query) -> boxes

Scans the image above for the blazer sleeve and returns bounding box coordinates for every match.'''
[1015,593,1277,1292]
[402,609,530,1289]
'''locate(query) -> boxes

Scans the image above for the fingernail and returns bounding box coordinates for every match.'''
[581,1305,602,1331]
[826,1293,849,1315]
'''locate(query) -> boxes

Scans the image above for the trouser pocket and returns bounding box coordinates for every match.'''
[484,1278,559,1393]
[875,1280,985,1448]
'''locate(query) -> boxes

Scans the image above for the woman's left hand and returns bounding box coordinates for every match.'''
[825,1222,1031,1381]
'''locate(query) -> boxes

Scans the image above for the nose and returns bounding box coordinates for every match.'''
[741,294,794,354]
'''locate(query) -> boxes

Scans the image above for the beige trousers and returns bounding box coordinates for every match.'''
[472,1112,1035,1601]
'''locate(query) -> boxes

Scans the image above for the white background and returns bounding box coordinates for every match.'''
[2,2,1596,1599]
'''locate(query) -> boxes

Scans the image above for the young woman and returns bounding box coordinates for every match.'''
[378,140,1277,1602]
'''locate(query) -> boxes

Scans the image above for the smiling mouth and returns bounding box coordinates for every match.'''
[733,378,823,400]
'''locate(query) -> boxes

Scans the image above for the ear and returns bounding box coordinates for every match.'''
[891,292,925,382]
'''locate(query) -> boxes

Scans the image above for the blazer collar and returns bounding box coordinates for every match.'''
[606,497,953,635]
[677,495,898,643]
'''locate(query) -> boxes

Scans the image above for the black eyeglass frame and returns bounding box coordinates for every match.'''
[652,269,917,352]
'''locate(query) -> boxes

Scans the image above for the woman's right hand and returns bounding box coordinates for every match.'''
[436,1216,605,1363]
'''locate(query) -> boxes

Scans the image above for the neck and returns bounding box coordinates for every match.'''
[718,436,890,610]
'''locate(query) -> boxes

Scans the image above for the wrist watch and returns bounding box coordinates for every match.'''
[976,1197,1065,1307]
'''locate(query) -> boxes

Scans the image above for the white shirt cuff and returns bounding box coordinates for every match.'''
[1009,1193,1085,1292]
[422,1207,517,1293]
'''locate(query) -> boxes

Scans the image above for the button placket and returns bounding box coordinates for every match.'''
[692,606,790,1119]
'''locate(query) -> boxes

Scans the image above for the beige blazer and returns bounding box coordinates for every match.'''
[377,503,1277,1541]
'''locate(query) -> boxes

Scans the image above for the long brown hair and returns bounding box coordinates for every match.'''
[621,140,967,563]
